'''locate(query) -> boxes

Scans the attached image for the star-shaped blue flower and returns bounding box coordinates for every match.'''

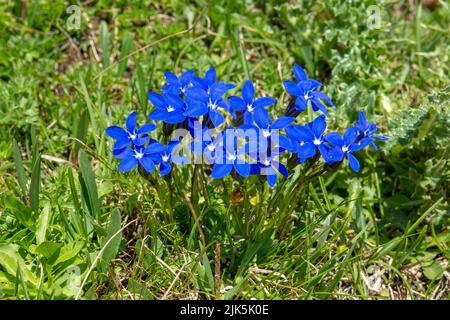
[209,129,252,179]
[161,69,195,96]
[283,64,334,115]
[250,148,288,188]
[354,111,389,150]
[285,115,332,163]
[324,127,371,172]
[228,80,276,125]
[148,92,187,124]
[105,112,156,152]
[116,141,166,173]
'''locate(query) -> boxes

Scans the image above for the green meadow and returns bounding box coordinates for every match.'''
[0,0,448,300]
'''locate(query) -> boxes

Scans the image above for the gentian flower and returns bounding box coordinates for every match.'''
[210,131,251,179]
[250,107,297,153]
[148,92,187,124]
[117,141,166,173]
[106,112,156,151]
[285,115,331,162]
[183,67,235,127]
[151,140,188,176]
[228,80,276,124]
[161,69,195,96]
[354,111,389,150]
[190,67,235,95]
[324,127,371,172]
[283,64,334,114]
[250,148,288,188]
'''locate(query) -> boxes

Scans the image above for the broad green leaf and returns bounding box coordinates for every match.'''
[35,241,62,258]
[422,261,444,281]
[0,244,38,286]
[36,203,52,244]
[54,241,85,265]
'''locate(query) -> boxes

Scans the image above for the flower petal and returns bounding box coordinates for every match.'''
[283,80,302,96]
[324,132,343,147]
[148,92,167,109]
[253,97,276,109]
[293,64,308,82]
[234,162,250,178]
[242,80,254,105]
[347,152,360,172]
[298,141,316,159]
[211,163,233,179]
[271,116,295,130]
[311,115,326,137]
[118,155,138,172]
[126,112,137,133]
[105,126,128,139]
[136,123,157,134]
[254,107,271,129]
[139,157,155,173]
[209,110,225,127]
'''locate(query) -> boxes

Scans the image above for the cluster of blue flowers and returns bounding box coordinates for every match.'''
[106,64,387,188]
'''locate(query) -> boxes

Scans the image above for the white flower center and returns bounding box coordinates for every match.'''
[207,143,215,152]
[304,91,312,100]
[300,141,305,146]
[135,151,144,159]
[129,133,137,140]
[263,159,271,166]
[167,105,175,112]
[247,104,254,112]
[227,152,237,162]
[342,146,348,153]
[208,101,218,110]
[262,129,271,138]
[162,154,169,162]
[313,138,321,146]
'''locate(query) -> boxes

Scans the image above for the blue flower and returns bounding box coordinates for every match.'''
[285,115,331,163]
[190,67,235,95]
[245,107,296,153]
[117,141,166,173]
[283,64,334,115]
[210,131,252,179]
[106,112,156,152]
[148,92,187,124]
[228,80,276,124]
[162,69,195,96]
[183,67,235,127]
[250,148,288,188]
[152,140,188,176]
[324,127,371,172]
[354,111,389,150]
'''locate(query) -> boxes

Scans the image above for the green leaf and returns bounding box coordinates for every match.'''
[102,208,122,262]
[0,244,38,286]
[117,31,134,77]
[78,149,100,219]
[29,152,41,214]
[99,21,110,68]
[35,241,62,258]
[36,203,52,244]
[422,261,444,281]
[12,139,27,203]
[54,241,85,265]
